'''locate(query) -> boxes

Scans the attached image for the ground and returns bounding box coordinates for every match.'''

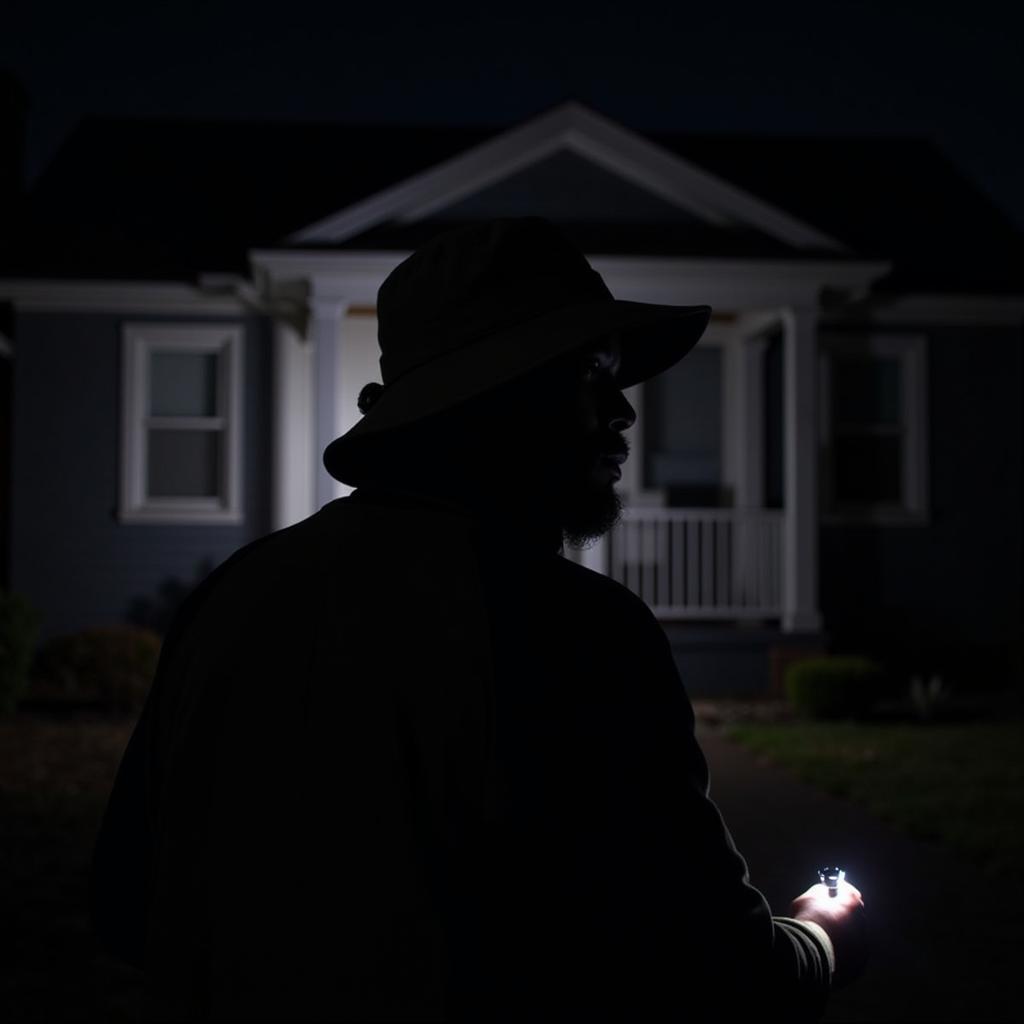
[1,712,142,1022]
[4,700,1022,1021]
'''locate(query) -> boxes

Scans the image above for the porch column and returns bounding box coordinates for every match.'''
[781,306,822,633]
[723,332,768,509]
[576,536,608,574]
[309,293,349,510]
[271,318,315,530]
[723,331,769,610]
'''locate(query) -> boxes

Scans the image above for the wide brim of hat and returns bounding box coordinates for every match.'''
[324,298,712,485]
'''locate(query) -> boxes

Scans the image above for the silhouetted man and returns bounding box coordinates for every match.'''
[92,217,866,1021]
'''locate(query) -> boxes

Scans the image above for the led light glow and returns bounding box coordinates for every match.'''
[818,866,846,898]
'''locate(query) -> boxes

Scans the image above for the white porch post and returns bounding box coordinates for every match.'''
[723,331,769,610]
[723,332,768,509]
[331,312,384,500]
[309,292,349,510]
[781,306,822,633]
[271,318,315,530]
[576,537,608,573]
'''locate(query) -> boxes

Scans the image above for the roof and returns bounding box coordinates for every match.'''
[3,108,1022,294]
[651,133,1024,294]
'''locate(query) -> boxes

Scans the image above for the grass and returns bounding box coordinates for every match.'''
[0,711,143,1022]
[724,717,1024,881]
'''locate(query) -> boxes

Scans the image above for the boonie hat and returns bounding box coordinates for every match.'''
[323,217,711,485]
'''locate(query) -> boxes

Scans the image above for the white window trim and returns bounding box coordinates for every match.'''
[120,322,244,525]
[819,333,929,526]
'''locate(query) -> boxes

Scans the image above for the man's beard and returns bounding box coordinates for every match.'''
[558,473,625,549]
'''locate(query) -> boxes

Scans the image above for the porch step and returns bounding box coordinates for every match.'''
[660,624,827,698]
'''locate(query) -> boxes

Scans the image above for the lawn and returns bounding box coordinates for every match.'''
[724,717,1024,882]
[0,712,143,1022]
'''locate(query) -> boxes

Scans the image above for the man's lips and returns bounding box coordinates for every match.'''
[596,450,627,480]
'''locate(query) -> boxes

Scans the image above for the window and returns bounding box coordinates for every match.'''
[120,323,244,524]
[643,345,725,506]
[820,334,928,524]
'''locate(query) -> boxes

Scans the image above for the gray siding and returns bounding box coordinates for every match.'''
[819,324,1022,682]
[11,311,273,641]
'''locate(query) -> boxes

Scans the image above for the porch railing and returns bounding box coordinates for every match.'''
[598,507,784,620]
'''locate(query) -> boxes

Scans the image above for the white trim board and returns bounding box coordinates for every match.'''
[287,101,849,253]
[820,293,1024,327]
[251,250,891,314]
[0,280,253,315]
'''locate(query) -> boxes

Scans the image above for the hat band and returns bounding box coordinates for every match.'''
[379,268,612,384]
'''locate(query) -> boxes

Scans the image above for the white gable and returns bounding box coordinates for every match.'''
[288,101,847,252]
[426,149,706,226]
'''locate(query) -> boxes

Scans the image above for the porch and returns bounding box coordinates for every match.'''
[565,506,826,697]
[251,249,889,649]
[575,506,784,621]
[554,299,830,638]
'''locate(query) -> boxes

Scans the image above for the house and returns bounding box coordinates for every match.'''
[2,101,1021,695]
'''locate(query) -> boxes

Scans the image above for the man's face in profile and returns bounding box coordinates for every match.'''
[467,334,634,546]
[390,333,636,546]
[542,335,636,547]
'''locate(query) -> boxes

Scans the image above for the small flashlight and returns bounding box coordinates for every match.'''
[818,866,845,897]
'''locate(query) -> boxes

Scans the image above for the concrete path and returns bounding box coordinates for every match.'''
[695,721,1022,1023]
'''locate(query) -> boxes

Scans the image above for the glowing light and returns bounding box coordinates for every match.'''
[818,866,845,898]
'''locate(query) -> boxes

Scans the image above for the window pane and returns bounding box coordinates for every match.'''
[150,351,219,417]
[644,346,722,503]
[147,429,222,497]
[833,355,901,427]
[834,434,901,504]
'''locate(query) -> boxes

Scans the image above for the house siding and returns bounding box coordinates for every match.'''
[11,311,273,641]
[819,323,1022,682]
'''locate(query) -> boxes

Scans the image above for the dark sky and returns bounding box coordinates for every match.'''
[4,0,1023,230]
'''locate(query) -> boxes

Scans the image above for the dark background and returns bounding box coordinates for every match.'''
[3,0,1022,230]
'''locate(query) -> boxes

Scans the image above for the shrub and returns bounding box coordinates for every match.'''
[0,591,43,714]
[31,625,162,713]
[909,673,953,721]
[784,655,886,720]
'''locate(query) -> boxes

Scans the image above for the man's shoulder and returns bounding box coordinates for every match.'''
[552,554,662,630]
[162,504,349,642]
[167,496,476,635]
[184,496,383,590]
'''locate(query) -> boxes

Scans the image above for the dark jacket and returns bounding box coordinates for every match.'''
[91,486,832,1021]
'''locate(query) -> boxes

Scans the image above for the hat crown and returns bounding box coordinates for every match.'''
[376,218,612,384]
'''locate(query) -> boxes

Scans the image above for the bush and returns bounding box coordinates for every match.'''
[784,655,886,720]
[31,625,162,713]
[0,591,43,714]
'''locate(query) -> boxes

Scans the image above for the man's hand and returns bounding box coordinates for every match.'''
[789,879,868,988]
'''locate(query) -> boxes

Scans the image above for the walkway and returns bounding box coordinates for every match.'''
[696,721,1022,1023]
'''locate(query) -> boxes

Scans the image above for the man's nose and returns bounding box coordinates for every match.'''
[607,389,636,432]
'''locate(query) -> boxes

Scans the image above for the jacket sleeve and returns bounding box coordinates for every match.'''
[585,594,833,1021]
[90,689,155,970]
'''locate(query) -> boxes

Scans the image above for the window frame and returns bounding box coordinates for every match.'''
[119,322,244,525]
[819,333,929,526]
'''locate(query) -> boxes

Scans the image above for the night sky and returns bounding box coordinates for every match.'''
[3,0,1023,229]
